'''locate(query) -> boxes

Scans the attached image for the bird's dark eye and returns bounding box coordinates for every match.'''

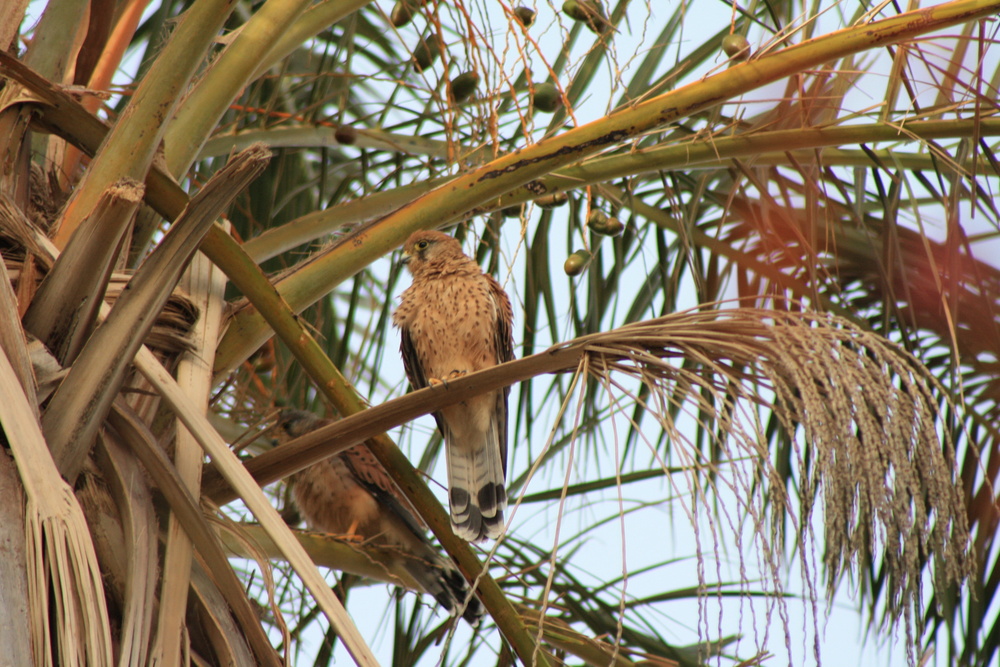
[416,240,429,250]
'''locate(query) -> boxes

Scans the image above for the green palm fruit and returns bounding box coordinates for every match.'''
[563,0,608,34]
[449,71,480,103]
[564,249,592,276]
[391,1,417,27]
[412,36,440,72]
[563,0,586,21]
[721,34,751,61]
[586,209,609,231]
[533,82,562,112]
[536,192,569,209]
[514,6,536,27]
[602,216,624,236]
[586,209,624,235]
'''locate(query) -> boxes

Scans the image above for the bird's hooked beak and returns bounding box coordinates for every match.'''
[400,250,412,266]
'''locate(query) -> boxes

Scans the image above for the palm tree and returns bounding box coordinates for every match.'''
[0,0,998,664]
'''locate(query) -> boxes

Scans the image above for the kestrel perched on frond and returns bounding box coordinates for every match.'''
[392,230,514,542]
[276,409,483,623]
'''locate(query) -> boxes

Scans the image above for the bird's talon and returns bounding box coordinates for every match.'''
[337,519,365,543]
[428,370,467,388]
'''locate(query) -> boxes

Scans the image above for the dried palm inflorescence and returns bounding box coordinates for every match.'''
[576,308,972,655]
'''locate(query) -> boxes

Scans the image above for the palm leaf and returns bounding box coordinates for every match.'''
[3,0,1000,664]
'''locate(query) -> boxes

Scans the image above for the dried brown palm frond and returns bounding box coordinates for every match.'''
[0,348,113,667]
[0,449,32,665]
[1,259,200,356]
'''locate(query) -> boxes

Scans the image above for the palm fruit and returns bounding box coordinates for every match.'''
[449,71,480,103]
[721,34,751,61]
[412,36,440,72]
[536,192,569,209]
[563,249,592,276]
[586,209,608,231]
[533,82,562,112]
[563,0,608,34]
[587,209,623,236]
[334,124,357,145]
[601,216,624,236]
[514,6,536,27]
[563,0,586,21]
[391,0,418,27]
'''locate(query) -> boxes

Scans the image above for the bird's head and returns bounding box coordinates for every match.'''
[400,230,465,273]
[275,408,325,440]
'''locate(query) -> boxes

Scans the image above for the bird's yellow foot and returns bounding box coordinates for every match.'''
[338,520,364,543]
[428,370,467,388]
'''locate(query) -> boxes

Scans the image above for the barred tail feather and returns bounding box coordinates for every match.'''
[402,558,484,624]
[445,419,507,542]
